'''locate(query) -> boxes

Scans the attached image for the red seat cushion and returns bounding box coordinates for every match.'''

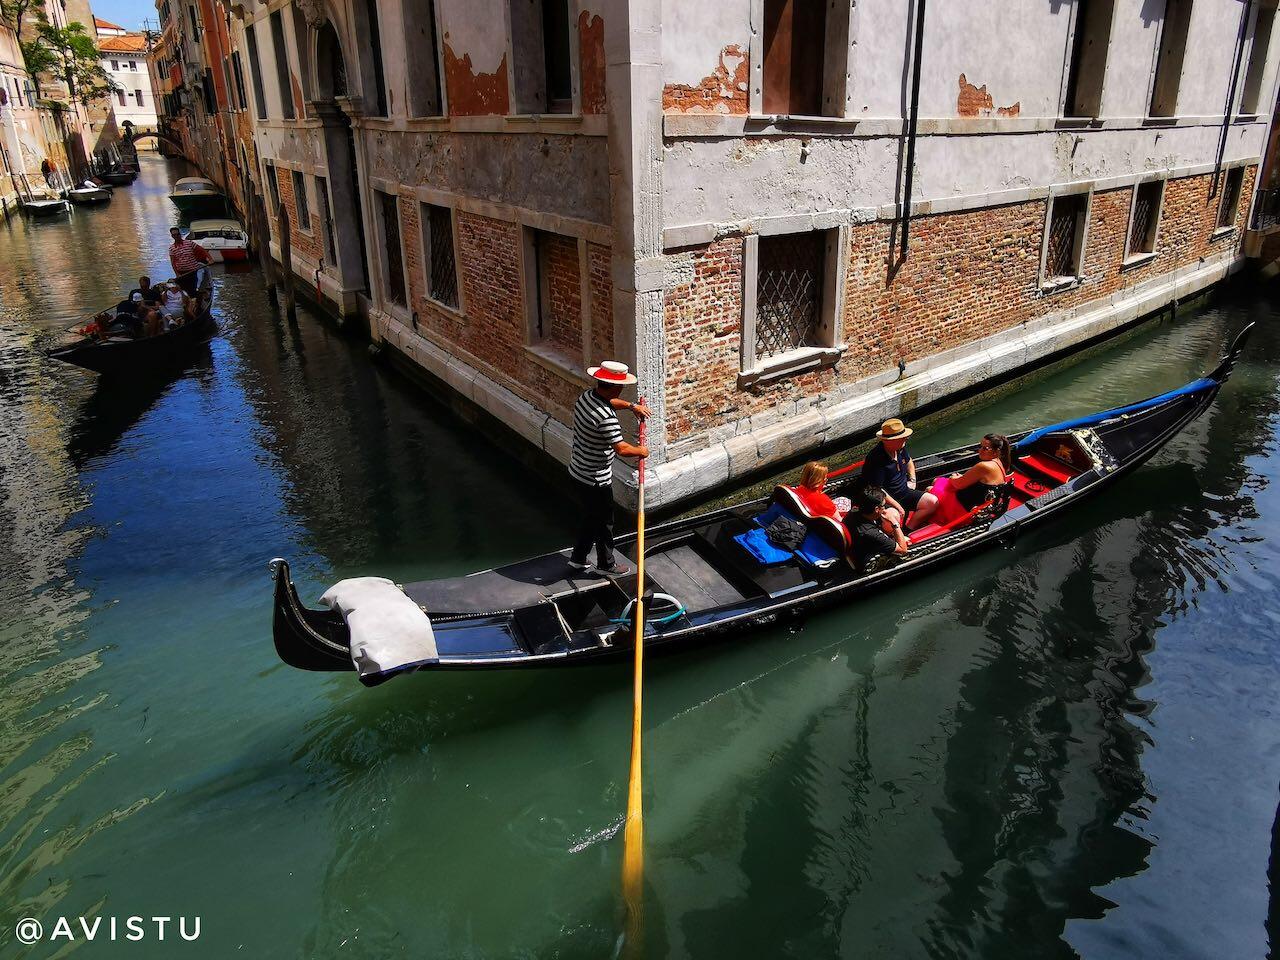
[1018,452,1076,485]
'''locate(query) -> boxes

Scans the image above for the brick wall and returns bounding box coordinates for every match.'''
[663,166,1256,445]
[397,205,594,418]
[274,164,322,262]
[588,242,614,364]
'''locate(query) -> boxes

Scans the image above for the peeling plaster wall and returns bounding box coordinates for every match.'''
[660,0,750,93]
[439,0,509,75]
[364,132,610,225]
[916,2,1068,118]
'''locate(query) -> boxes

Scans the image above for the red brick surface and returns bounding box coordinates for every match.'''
[663,166,1256,444]
[274,165,322,262]
[542,232,582,358]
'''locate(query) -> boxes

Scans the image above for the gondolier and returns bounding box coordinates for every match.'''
[568,361,649,576]
[169,226,212,297]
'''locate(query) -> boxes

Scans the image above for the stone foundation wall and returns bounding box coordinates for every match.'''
[662,165,1257,451]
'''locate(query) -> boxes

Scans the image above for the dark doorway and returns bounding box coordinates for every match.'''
[762,0,826,116]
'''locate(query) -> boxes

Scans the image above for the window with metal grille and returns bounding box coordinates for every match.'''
[1128,180,1162,256]
[316,175,335,264]
[422,202,458,308]
[378,191,407,306]
[756,232,824,359]
[1218,167,1244,229]
[1045,193,1086,280]
[291,170,311,231]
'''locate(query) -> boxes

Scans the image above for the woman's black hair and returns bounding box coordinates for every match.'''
[984,433,1013,474]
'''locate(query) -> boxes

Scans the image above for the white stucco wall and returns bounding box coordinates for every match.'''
[438,0,509,73]
[660,0,750,88]
[1174,0,1250,116]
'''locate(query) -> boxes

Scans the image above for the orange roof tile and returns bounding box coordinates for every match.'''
[94,16,125,30]
[100,33,148,52]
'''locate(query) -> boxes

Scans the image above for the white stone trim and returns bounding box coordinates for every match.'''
[1038,184,1093,289]
[662,113,1269,140]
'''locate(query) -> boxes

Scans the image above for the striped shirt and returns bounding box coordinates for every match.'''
[170,238,209,276]
[570,389,624,486]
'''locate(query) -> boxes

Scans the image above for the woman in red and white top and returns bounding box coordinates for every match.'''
[790,461,851,521]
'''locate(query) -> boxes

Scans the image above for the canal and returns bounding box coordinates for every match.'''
[1,155,1277,959]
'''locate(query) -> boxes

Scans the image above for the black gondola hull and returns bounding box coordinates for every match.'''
[269,327,1249,683]
[46,311,217,376]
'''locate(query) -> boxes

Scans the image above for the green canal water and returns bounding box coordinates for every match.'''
[1,156,1278,959]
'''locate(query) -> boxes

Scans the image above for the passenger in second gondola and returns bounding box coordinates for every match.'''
[923,433,1013,527]
[862,417,940,530]
[847,486,910,568]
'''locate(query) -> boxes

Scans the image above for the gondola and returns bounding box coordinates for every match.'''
[270,326,1253,687]
[45,293,217,377]
[100,170,136,187]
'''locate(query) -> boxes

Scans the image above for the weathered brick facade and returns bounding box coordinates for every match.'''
[662,166,1257,446]
[542,231,583,359]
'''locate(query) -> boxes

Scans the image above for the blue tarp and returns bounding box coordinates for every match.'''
[734,527,794,565]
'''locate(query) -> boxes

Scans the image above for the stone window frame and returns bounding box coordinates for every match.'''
[401,0,448,118]
[748,0,855,119]
[1213,161,1249,237]
[415,188,465,317]
[514,219,598,383]
[288,167,313,236]
[1038,183,1094,293]
[371,188,412,322]
[738,226,847,387]
[504,0,583,118]
[1122,173,1167,267]
[1237,2,1278,118]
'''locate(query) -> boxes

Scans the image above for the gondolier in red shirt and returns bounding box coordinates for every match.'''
[169,226,212,297]
[567,361,649,576]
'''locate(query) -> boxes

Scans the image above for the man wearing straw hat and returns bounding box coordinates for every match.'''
[861,417,939,529]
[567,361,650,576]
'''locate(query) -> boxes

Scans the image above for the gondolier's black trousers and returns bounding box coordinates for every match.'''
[570,480,616,569]
[175,271,200,297]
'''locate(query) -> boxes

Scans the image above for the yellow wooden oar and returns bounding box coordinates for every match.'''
[621,398,647,957]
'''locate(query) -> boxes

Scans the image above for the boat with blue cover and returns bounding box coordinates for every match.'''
[269,325,1253,686]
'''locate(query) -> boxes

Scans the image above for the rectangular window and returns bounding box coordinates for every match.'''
[403,0,443,116]
[1127,179,1164,257]
[1150,0,1192,117]
[269,10,295,120]
[762,0,827,116]
[117,89,126,106]
[510,0,573,114]
[1063,0,1114,118]
[363,0,388,115]
[129,60,137,71]
[110,59,119,70]
[377,191,407,306]
[524,227,581,359]
[188,5,199,36]
[291,170,311,231]
[246,24,268,119]
[420,202,458,308]
[316,175,335,264]
[134,88,143,105]
[231,51,248,111]
[265,161,280,211]
[1044,193,1089,281]
[1239,4,1277,115]
[755,232,825,358]
[1217,166,1245,229]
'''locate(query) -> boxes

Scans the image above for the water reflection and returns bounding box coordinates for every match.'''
[0,153,1277,959]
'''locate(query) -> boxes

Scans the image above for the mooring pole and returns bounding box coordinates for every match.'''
[254,192,277,302]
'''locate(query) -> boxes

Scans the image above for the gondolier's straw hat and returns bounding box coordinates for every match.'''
[876,417,913,440]
[588,360,638,385]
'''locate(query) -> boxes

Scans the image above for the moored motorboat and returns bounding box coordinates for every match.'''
[67,182,112,205]
[187,218,249,262]
[270,327,1253,687]
[101,170,136,186]
[169,177,226,217]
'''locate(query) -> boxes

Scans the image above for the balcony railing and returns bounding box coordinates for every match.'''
[1251,186,1280,230]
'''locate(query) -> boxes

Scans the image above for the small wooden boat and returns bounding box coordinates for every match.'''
[187,218,249,262]
[45,295,217,376]
[169,177,226,217]
[23,197,71,217]
[270,326,1253,686]
[67,182,112,205]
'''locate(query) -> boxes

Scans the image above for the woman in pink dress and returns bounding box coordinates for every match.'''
[914,434,1012,528]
